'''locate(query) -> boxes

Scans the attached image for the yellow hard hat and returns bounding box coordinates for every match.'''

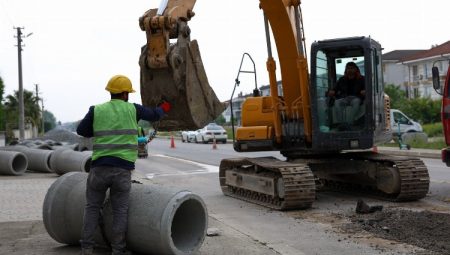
[105,75,135,94]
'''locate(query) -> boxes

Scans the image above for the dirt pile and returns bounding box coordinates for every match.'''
[347,209,450,254]
[41,127,82,144]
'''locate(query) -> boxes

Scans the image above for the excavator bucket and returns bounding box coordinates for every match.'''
[138,5,225,131]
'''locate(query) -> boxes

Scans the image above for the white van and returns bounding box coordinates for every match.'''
[390,109,423,134]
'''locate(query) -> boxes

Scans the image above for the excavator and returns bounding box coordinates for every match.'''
[139,0,430,210]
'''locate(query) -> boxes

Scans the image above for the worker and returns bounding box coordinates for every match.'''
[76,74,171,255]
[328,61,365,125]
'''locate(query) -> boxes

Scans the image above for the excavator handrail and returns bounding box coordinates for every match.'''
[230,53,258,144]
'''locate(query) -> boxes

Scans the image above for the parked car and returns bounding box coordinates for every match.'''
[195,123,227,144]
[390,109,423,134]
[181,130,197,143]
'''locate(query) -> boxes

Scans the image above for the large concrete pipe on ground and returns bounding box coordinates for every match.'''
[49,148,92,175]
[43,172,207,255]
[0,146,53,173]
[0,151,28,176]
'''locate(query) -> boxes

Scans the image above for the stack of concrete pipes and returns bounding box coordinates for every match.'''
[0,145,92,176]
[44,172,208,255]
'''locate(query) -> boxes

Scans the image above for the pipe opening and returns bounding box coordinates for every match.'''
[171,198,206,252]
[12,154,27,173]
[84,158,92,173]
[46,154,52,170]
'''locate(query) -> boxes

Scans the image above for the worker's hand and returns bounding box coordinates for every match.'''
[327,90,336,97]
[158,101,171,113]
[360,90,366,96]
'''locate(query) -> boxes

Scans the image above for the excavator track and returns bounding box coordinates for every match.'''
[305,152,430,202]
[219,157,316,210]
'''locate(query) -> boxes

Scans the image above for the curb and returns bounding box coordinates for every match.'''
[156,136,442,159]
[377,147,441,159]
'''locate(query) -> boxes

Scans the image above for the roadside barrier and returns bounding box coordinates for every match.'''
[212,137,217,150]
[170,135,176,149]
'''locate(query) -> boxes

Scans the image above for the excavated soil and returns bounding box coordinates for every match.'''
[345,209,450,254]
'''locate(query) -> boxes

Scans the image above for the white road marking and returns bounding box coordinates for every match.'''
[145,153,219,179]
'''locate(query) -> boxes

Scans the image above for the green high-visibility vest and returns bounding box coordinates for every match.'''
[92,99,138,162]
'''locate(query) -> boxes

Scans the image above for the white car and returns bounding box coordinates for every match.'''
[181,130,197,143]
[195,123,227,144]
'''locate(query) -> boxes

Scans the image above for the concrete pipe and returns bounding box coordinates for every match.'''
[0,151,28,176]
[0,146,53,173]
[49,148,92,175]
[43,172,207,255]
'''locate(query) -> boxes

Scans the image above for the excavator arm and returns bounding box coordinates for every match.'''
[139,0,225,131]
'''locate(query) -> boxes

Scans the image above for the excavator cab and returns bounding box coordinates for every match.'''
[234,37,391,156]
[309,37,391,152]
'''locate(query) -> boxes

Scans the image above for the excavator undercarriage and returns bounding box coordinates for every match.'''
[219,152,429,210]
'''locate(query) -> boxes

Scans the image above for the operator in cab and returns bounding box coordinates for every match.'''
[328,61,365,127]
[76,74,171,255]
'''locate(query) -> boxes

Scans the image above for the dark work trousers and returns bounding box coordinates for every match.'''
[80,166,132,252]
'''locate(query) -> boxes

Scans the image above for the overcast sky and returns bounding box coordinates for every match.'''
[0,0,448,123]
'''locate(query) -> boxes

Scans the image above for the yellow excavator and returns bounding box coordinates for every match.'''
[139,0,430,210]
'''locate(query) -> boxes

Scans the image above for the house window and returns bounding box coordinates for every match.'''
[424,64,428,79]
[438,61,444,72]
[412,65,418,75]
[413,88,419,98]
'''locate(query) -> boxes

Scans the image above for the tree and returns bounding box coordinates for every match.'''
[215,114,226,125]
[43,110,57,132]
[384,84,407,110]
[401,97,440,124]
[4,89,41,131]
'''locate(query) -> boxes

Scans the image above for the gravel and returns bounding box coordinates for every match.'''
[345,209,450,254]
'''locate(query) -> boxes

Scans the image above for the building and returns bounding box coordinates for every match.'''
[382,50,425,88]
[222,92,248,125]
[382,41,450,99]
[400,41,450,99]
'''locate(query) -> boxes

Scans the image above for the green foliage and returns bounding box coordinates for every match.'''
[385,84,441,124]
[224,126,234,139]
[382,139,445,150]
[4,89,42,130]
[215,114,226,125]
[422,122,443,137]
[43,110,57,132]
[385,84,406,110]
[400,97,441,124]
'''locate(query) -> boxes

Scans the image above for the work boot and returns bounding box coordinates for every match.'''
[81,248,94,255]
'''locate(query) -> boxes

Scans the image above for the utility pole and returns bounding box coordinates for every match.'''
[35,84,44,134]
[15,27,25,140]
[14,27,32,140]
[41,100,45,133]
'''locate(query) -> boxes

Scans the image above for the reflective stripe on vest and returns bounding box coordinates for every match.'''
[93,144,138,150]
[94,129,137,136]
[92,99,138,163]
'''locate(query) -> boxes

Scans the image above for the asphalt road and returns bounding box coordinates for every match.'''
[131,138,450,255]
